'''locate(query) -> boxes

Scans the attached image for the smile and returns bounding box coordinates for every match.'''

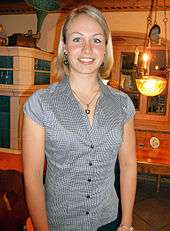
[78,57,95,64]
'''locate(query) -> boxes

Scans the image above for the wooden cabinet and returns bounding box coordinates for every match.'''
[0,46,53,150]
[112,32,170,131]
[112,32,170,188]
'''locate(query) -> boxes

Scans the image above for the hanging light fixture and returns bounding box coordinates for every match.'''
[135,0,168,97]
[136,75,167,96]
[24,0,60,34]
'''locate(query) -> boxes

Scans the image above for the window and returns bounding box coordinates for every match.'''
[0,56,13,84]
[0,95,10,148]
[34,59,51,85]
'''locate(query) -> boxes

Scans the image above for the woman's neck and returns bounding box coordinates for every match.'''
[69,73,100,94]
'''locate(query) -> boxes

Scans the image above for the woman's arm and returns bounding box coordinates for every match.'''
[22,115,48,231]
[118,117,137,230]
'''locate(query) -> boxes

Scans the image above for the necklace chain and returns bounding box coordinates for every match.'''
[71,87,100,114]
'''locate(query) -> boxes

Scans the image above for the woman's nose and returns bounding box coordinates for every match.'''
[82,40,92,54]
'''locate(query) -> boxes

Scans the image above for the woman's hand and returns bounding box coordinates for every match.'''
[117,224,134,231]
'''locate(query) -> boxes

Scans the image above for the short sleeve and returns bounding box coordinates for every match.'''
[23,91,44,127]
[121,94,136,123]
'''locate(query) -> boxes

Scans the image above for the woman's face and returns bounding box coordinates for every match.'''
[64,13,106,77]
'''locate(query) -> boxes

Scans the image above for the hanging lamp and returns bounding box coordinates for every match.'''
[136,75,167,96]
[135,0,168,97]
[25,0,60,34]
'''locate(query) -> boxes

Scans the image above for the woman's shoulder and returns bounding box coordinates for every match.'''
[106,85,135,117]
[107,85,130,100]
[34,82,60,96]
[23,82,61,126]
[24,82,61,109]
[31,81,67,103]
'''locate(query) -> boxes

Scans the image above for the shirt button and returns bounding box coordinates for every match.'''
[86,211,89,215]
[88,178,91,182]
[89,162,92,166]
[90,144,94,149]
[86,195,90,199]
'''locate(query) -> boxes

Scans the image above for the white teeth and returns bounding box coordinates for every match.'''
[79,58,94,62]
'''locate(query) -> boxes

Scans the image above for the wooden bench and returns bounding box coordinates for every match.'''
[137,147,170,192]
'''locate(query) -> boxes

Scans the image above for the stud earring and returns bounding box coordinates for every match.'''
[63,52,69,65]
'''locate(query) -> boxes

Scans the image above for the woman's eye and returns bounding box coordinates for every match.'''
[72,37,81,43]
[93,38,102,44]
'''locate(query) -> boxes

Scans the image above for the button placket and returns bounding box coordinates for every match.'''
[85,142,95,217]
[90,144,94,149]
[89,142,94,165]
[89,161,92,166]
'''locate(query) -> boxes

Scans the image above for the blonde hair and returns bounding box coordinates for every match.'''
[56,5,113,79]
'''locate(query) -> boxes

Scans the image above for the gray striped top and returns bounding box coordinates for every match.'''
[23,76,135,231]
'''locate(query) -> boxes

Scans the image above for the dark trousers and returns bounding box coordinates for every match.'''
[114,158,121,225]
[97,218,119,231]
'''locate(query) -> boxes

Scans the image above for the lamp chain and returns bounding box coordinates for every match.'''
[144,0,154,50]
[136,0,168,97]
[163,0,168,70]
[153,0,158,25]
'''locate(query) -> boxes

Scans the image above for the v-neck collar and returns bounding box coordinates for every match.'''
[51,75,121,145]
[63,75,106,129]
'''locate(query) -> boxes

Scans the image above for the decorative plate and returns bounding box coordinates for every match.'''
[150,136,160,149]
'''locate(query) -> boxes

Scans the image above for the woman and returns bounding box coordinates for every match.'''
[22,5,137,231]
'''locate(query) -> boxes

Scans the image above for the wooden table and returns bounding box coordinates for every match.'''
[0,152,23,172]
[137,148,170,192]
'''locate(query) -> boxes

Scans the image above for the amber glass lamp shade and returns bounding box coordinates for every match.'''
[136,76,167,96]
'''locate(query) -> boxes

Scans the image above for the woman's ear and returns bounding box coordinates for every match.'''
[62,42,67,54]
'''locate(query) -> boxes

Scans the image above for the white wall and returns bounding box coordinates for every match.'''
[0,11,170,52]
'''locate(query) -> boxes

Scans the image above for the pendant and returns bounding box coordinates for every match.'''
[85,104,90,114]
[85,109,90,114]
